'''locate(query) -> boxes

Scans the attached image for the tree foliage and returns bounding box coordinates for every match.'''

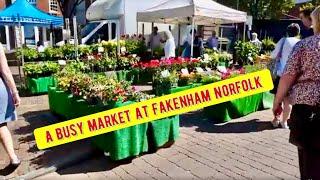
[215,0,295,20]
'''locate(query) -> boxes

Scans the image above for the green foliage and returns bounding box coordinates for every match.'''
[16,47,39,62]
[200,75,221,85]
[60,44,76,60]
[244,64,266,73]
[56,69,150,105]
[41,47,63,61]
[153,47,165,59]
[262,38,276,53]
[202,49,232,68]
[23,62,60,78]
[125,39,147,56]
[88,54,117,72]
[216,0,295,20]
[153,70,178,95]
[234,41,259,65]
[300,2,320,12]
[78,45,92,58]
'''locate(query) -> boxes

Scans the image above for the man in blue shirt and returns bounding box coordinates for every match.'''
[207,31,218,49]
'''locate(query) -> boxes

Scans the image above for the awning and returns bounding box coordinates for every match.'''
[137,0,247,25]
[0,0,63,27]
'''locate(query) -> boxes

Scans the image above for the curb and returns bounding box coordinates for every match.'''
[13,147,95,180]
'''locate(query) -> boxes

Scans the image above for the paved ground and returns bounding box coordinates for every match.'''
[37,110,300,180]
[0,66,300,179]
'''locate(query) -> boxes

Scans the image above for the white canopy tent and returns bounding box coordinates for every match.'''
[86,0,123,54]
[137,0,247,57]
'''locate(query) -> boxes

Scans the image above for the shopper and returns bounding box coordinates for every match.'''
[207,31,219,49]
[273,6,320,180]
[250,32,262,50]
[149,27,163,54]
[270,23,301,129]
[193,33,204,58]
[36,41,45,53]
[182,29,196,58]
[164,31,176,59]
[300,7,315,38]
[0,44,21,167]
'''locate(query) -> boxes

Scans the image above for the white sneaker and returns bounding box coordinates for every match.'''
[271,119,280,128]
[280,121,289,129]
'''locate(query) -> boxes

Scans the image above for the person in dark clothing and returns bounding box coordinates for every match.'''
[300,7,315,38]
[193,34,204,58]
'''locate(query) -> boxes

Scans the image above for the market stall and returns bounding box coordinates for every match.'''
[0,0,63,82]
[48,86,179,160]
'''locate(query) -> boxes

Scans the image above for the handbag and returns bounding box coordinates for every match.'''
[288,104,320,150]
[267,38,286,80]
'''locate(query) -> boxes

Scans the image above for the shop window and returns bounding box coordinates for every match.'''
[49,0,59,14]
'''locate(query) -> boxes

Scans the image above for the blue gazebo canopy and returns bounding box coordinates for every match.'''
[0,0,63,27]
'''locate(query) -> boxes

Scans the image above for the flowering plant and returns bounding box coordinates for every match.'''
[23,62,60,78]
[56,67,150,105]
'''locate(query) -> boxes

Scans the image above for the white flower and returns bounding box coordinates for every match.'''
[98,47,104,53]
[58,60,66,66]
[121,47,126,53]
[161,70,171,78]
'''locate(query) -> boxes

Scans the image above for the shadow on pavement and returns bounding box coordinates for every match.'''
[180,110,274,134]
[0,164,19,176]
[13,110,92,172]
[57,154,130,175]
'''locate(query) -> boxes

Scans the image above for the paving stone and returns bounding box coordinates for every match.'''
[112,167,136,180]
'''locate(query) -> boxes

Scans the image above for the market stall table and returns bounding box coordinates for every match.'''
[48,87,179,160]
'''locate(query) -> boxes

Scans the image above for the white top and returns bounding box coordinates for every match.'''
[164,38,176,58]
[271,37,300,76]
[37,46,45,53]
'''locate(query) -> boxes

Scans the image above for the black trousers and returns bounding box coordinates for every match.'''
[298,148,320,180]
[289,104,320,180]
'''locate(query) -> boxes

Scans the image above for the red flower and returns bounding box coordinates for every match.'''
[191,58,200,63]
[239,68,246,74]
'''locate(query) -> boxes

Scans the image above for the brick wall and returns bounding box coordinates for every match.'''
[37,0,62,16]
[0,1,6,10]
[37,0,49,12]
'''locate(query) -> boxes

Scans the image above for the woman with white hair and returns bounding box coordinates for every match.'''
[164,30,176,59]
[250,32,262,50]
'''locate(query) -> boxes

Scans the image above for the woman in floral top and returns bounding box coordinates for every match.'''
[273,6,320,179]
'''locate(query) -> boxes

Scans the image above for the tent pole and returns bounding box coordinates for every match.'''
[191,16,195,58]
[73,16,79,60]
[178,24,181,50]
[34,26,39,45]
[220,27,223,52]
[117,20,120,55]
[17,14,24,85]
[243,23,246,41]
[108,21,112,41]
[5,26,10,51]
[151,22,154,57]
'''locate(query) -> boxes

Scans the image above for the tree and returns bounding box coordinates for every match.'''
[215,0,295,20]
[57,0,85,20]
